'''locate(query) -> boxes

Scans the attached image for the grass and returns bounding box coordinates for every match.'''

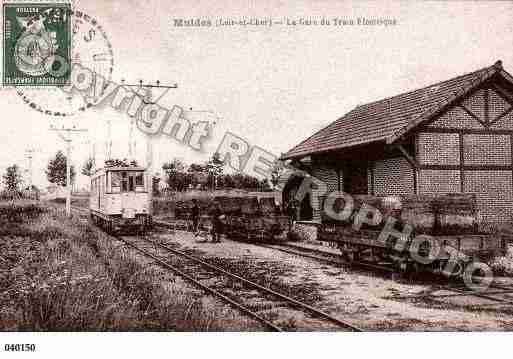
[0,201,252,331]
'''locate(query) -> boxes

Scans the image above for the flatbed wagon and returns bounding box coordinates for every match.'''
[318,194,508,274]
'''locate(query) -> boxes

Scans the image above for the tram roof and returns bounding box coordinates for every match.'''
[92,166,147,176]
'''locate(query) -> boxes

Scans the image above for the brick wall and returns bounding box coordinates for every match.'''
[418,132,460,165]
[310,164,341,222]
[417,85,513,222]
[428,105,482,129]
[491,111,513,130]
[418,170,460,194]
[464,171,513,222]
[463,134,511,165]
[371,157,415,196]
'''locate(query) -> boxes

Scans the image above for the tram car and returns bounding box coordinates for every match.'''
[89,166,153,233]
[318,194,507,275]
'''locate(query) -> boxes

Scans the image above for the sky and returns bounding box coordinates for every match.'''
[1,0,513,189]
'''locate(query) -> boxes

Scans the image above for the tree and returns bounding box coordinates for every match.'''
[188,163,206,173]
[162,159,185,174]
[46,151,76,186]
[187,162,207,189]
[2,164,23,193]
[206,152,224,190]
[163,159,188,191]
[221,173,235,188]
[81,157,95,176]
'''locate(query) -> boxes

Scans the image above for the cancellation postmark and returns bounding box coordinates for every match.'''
[2,2,71,86]
[16,8,115,116]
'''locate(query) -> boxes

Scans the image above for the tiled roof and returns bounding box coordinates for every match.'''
[282,61,506,160]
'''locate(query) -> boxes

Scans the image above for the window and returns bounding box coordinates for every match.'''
[111,172,121,186]
[111,172,121,193]
[135,173,144,187]
[121,172,128,192]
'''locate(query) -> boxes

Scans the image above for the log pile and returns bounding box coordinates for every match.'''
[170,195,288,242]
[433,194,478,235]
[324,193,480,236]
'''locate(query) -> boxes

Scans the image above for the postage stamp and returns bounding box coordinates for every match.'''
[15,8,115,116]
[2,2,71,86]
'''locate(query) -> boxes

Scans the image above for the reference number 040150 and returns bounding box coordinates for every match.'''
[4,344,36,352]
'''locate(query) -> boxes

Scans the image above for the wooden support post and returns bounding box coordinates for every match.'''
[395,143,418,169]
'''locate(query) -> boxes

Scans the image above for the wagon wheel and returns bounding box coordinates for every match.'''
[346,248,360,263]
[398,261,408,272]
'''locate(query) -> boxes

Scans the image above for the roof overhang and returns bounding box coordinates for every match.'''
[280,139,386,160]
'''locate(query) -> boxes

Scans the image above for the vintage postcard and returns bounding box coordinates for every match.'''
[0,0,512,357]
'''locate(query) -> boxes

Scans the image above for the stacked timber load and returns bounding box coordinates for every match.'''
[380,195,402,223]
[259,197,277,216]
[433,193,478,235]
[259,196,288,241]
[197,198,214,213]
[320,193,479,235]
[217,196,241,215]
[353,195,386,228]
[400,195,436,234]
[240,196,260,216]
[174,200,192,219]
[321,194,353,224]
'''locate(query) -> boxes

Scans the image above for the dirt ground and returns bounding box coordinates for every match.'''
[152,226,513,331]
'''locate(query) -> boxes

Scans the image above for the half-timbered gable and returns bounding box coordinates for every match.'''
[415,81,513,221]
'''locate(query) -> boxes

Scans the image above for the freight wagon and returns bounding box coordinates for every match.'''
[174,195,289,242]
[319,193,507,275]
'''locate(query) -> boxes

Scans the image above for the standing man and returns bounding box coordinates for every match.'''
[210,201,224,243]
[191,199,200,236]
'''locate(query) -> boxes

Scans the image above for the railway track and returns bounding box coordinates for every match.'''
[261,242,395,273]
[116,234,362,331]
[152,218,513,308]
[393,282,513,307]
[263,242,513,308]
[69,206,361,331]
[70,207,513,315]
[154,218,395,272]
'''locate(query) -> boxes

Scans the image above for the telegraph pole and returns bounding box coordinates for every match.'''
[25,148,35,191]
[49,125,88,217]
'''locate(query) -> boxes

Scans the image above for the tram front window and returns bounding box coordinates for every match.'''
[111,172,121,193]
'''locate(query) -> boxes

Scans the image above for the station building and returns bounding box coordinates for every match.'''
[281,60,513,224]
